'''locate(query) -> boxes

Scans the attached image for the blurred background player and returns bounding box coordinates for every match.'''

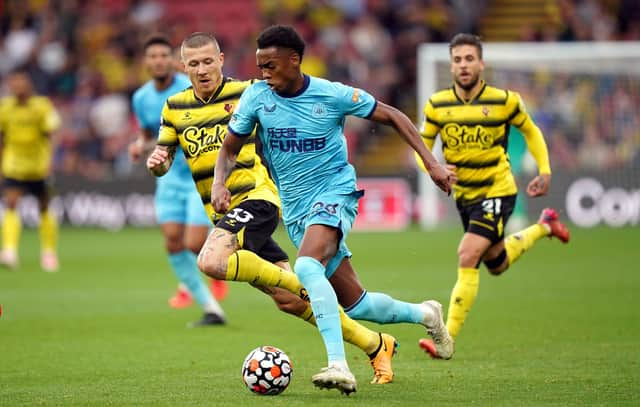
[0,68,61,272]
[415,33,571,358]
[129,33,226,326]
[217,25,456,393]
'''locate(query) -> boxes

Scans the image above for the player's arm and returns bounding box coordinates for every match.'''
[369,101,456,195]
[510,93,551,197]
[147,102,179,177]
[146,144,176,177]
[413,100,441,172]
[129,128,156,162]
[211,131,246,213]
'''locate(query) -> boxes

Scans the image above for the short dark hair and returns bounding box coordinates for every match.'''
[143,33,173,52]
[257,25,305,60]
[181,32,220,52]
[449,33,483,59]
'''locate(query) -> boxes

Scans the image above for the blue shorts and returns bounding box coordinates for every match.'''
[155,183,210,226]
[285,190,363,278]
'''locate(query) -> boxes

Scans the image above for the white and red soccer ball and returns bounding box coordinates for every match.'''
[241,345,293,395]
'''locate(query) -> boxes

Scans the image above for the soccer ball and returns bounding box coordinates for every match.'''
[241,345,293,395]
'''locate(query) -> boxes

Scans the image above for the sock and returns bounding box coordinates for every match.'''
[345,291,425,325]
[169,250,224,316]
[446,267,479,339]
[295,256,345,364]
[2,209,21,251]
[294,302,379,355]
[505,224,548,266]
[39,209,58,253]
[227,250,305,298]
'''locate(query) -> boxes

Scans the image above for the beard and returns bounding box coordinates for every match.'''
[455,73,480,91]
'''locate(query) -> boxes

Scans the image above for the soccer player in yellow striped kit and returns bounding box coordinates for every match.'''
[416,34,571,359]
[0,69,61,271]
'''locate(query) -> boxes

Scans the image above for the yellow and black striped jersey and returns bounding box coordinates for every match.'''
[158,77,280,221]
[0,95,61,180]
[417,81,550,204]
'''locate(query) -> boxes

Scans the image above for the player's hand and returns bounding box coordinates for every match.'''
[429,163,457,195]
[527,173,550,197]
[128,140,143,162]
[211,182,231,213]
[146,146,169,176]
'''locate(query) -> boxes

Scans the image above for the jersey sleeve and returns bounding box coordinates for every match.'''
[41,98,61,133]
[157,102,179,147]
[228,84,257,137]
[334,82,377,119]
[414,99,440,172]
[508,92,551,174]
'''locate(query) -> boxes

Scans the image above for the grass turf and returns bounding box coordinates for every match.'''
[1,225,638,406]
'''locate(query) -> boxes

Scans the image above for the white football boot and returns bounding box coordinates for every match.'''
[311,364,357,395]
[421,300,454,359]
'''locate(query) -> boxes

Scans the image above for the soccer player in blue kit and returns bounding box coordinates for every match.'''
[212,25,457,394]
[129,34,225,326]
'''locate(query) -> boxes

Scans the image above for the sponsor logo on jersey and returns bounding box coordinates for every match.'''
[442,123,493,150]
[266,127,326,153]
[183,125,226,156]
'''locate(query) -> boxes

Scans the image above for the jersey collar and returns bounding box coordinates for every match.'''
[194,76,227,105]
[452,79,487,105]
[276,74,310,98]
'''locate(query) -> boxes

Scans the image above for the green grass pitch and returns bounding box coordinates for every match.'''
[1,225,638,406]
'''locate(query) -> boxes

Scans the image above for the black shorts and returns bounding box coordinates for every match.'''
[3,177,52,199]
[456,195,516,244]
[215,200,288,264]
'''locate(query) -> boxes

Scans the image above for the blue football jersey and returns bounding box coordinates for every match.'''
[229,75,377,224]
[131,73,192,188]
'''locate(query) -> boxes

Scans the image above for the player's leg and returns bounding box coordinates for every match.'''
[329,257,449,360]
[182,191,227,327]
[185,188,228,301]
[296,224,355,394]
[162,221,225,325]
[446,232,490,339]
[36,181,59,272]
[503,207,570,269]
[1,179,24,269]
[296,191,363,394]
[197,201,304,298]
[258,243,396,385]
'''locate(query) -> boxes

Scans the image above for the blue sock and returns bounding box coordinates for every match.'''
[295,256,345,363]
[168,250,215,308]
[345,291,424,324]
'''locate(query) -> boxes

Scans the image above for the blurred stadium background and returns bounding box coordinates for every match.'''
[1,1,639,405]
[1,0,638,231]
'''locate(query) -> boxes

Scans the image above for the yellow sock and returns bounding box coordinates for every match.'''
[504,224,548,265]
[39,209,58,252]
[2,209,21,251]
[294,302,379,355]
[298,303,316,324]
[227,250,306,298]
[338,308,380,355]
[446,267,479,339]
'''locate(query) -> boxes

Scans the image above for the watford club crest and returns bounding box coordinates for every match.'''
[482,106,490,116]
[224,103,234,113]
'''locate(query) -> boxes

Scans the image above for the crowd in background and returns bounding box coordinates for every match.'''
[0,0,638,180]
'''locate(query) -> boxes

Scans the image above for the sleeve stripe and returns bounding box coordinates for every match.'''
[228,125,252,138]
[364,100,378,119]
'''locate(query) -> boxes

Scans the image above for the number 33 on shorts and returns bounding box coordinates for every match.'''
[224,207,255,225]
